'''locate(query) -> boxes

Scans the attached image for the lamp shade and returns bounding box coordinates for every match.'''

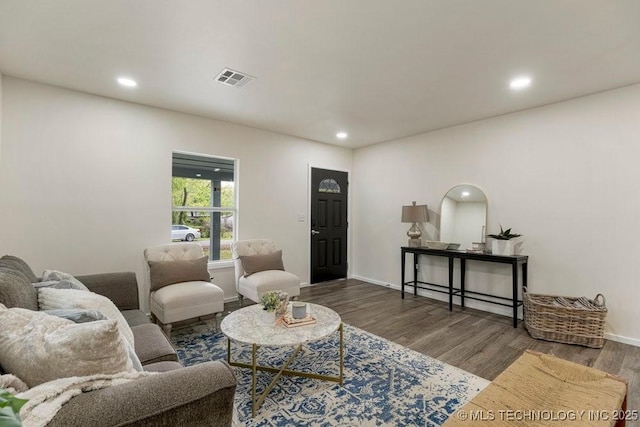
[401,201,429,223]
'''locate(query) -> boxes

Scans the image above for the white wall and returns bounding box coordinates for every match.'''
[0,77,352,310]
[352,83,640,345]
[0,73,3,164]
[3,75,640,345]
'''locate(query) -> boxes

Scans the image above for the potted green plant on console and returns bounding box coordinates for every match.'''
[488,225,523,256]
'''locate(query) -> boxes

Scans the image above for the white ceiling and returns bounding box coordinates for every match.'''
[1,1,639,148]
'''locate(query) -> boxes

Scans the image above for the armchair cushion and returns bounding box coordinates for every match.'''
[147,256,210,291]
[239,250,284,277]
[0,305,132,387]
[150,281,224,325]
[238,270,301,302]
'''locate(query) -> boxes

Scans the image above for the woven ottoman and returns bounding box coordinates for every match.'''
[444,350,628,426]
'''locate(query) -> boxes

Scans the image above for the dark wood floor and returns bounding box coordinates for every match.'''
[225,278,639,411]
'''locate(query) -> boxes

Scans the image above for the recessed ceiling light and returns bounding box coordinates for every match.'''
[336,132,348,139]
[509,76,532,90]
[462,191,470,197]
[117,77,137,87]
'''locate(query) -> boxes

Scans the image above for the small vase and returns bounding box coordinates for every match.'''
[260,309,276,323]
[492,239,523,256]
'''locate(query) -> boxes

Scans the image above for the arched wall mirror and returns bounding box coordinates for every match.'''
[439,184,487,250]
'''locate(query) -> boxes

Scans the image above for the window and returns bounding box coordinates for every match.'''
[172,152,237,261]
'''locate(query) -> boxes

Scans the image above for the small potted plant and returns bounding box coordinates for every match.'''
[487,225,523,256]
[260,290,289,320]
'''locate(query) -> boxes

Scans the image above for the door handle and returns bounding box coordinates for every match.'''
[311,230,320,235]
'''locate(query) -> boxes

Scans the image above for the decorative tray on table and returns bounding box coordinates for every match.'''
[281,313,317,328]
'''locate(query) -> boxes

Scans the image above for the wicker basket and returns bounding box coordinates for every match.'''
[524,290,607,348]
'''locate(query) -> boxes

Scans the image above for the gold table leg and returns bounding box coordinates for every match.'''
[227,322,345,417]
[251,343,257,417]
[339,322,344,385]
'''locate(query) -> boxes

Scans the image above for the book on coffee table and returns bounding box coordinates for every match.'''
[282,313,317,328]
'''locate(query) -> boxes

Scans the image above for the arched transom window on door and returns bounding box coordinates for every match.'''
[318,178,341,193]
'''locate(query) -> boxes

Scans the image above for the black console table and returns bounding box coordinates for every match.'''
[401,246,528,327]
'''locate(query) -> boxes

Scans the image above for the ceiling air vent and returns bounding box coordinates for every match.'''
[214,68,255,88]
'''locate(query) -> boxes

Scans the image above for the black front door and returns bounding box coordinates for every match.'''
[310,168,348,283]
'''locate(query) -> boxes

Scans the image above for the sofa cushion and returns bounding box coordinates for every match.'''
[132,323,178,365]
[0,304,132,387]
[0,255,38,283]
[38,288,135,347]
[239,250,284,277]
[121,309,150,327]
[0,267,38,310]
[147,256,210,291]
[46,361,236,427]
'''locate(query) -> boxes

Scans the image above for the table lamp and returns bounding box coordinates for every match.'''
[401,201,429,247]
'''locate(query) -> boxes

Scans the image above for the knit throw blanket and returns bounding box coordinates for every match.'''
[15,371,152,427]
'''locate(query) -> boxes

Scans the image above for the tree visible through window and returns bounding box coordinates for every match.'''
[171,152,236,261]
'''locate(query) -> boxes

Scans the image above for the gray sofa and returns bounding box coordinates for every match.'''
[0,255,237,426]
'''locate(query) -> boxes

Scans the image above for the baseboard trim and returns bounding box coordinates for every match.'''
[350,275,389,287]
[604,333,640,347]
[352,275,639,347]
[352,274,520,318]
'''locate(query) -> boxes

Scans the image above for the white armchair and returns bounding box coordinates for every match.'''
[144,243,225,337]
[232,239,300,305]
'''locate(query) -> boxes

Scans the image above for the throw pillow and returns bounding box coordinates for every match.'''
[45,309,143,372]
[33,279,79,290]
[240,250,285,277]
[0,255,38,283]
[0,374,29,393]
[43,308,108,323]
[0,306,132,387]
[41,270,89,291]
[0,267,38,310]
[38,288,135,347]
[147,256,210,291]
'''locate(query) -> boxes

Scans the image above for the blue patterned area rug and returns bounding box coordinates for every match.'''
[171,322,488,426]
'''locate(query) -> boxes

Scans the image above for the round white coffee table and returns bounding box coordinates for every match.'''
[220,302,344,417]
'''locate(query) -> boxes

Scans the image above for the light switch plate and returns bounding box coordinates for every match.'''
[297,213,305,222]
